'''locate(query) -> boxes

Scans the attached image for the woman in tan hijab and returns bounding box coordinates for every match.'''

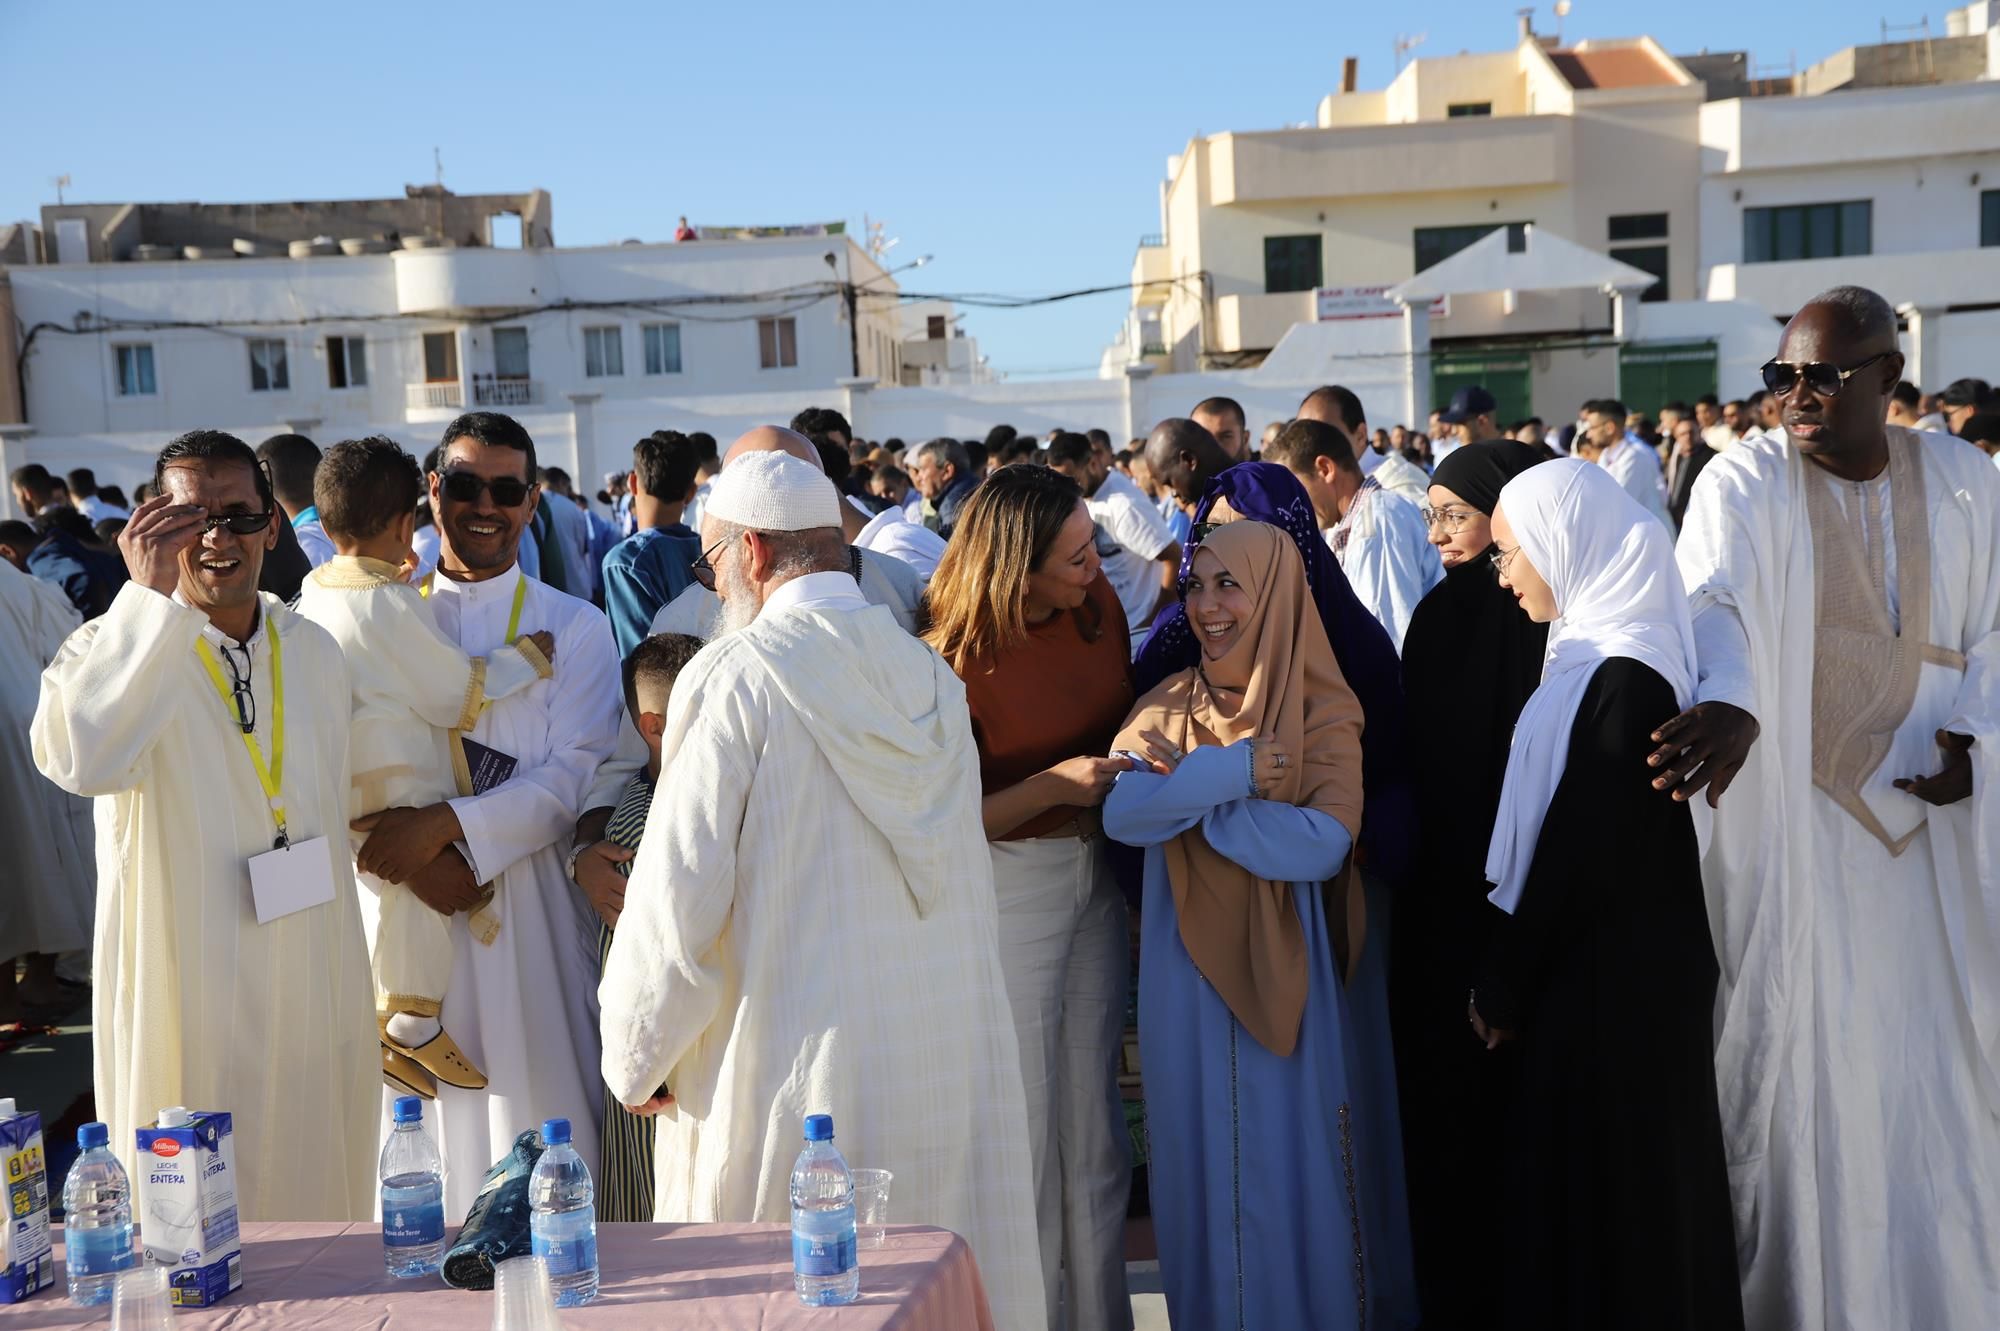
[1105,520,1400,1331]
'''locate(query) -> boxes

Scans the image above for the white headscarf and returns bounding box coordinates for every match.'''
[1485,458,1698,913]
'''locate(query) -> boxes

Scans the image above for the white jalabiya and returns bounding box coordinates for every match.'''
[1597,434,1674,530]
[1326,483,1444,651]
[32,585,376,1220]
[1485,458,1696,913]
[1368,448,1432,507]
[850,495,946,580]
[582,545,926,813]
[600,571,1046,1331]
[295,557,548,1016]
[0,562,91,958]
[1677,426,2000,1331]
[361,565,622,1219]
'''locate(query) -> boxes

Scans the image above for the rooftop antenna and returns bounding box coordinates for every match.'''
[1554,0,1572,45]
[50,174,70,206]
[1394,31,1427,70]
[434,147,447,237]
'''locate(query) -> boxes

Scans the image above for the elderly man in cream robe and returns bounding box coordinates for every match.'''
[600,451,1046,1331]
[1,558,92,1025]
[1652,286,2000,1331]
[32,430,376,1220]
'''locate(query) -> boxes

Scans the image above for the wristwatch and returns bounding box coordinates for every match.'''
[564,841,592,882]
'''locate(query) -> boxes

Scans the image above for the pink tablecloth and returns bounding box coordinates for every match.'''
[4,1223,995,1331]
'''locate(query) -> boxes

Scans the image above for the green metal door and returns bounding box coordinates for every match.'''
[1432,350,1532,426]
[1618,341,1718,418]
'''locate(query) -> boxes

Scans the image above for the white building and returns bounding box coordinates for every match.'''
[0,189,904,504]
[896,298,994,386]
[1106,6,2000,424]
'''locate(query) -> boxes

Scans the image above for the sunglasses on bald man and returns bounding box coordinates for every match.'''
[1759,351,1892,399]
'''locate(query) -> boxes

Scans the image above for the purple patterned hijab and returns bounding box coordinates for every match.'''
[1136,462,1415,879]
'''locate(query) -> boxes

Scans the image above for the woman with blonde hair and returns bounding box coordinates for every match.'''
[924,464,1136,1331]
[1106,520,1402,1330]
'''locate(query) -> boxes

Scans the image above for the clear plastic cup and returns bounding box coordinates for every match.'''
[110,1265,171,1331]
[492,1254,562,1331]
[851,1168,893,1250]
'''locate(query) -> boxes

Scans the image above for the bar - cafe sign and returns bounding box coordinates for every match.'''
[1314,286,1449,321]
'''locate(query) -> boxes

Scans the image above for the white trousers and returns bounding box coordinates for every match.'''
[989,835,1134,1331]
[370,873,452,1017]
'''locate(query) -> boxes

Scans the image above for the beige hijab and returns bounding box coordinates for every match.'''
[1114,521,1364,1055]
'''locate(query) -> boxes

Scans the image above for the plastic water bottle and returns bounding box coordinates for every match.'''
[790,1114,858,1306]
[527,1118,598,1307]
[380,1096,445,1278]
[62,1122,136,1305]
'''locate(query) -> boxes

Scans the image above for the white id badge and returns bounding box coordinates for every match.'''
[248,835,338,924]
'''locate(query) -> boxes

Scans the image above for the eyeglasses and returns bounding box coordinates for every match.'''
[1189,520,1222,546]
[200,510,275,536]
[690,535,731,590]
[1759,351,1892,400]
[440,470,535,508]
[1489,543,1522,576]
[1419,505,1481,534]
[217,641,255,734]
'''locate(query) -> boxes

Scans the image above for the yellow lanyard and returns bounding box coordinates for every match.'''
[421,570,528,640]
[193,616,289,849]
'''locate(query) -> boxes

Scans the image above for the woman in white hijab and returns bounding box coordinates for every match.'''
[1473,458,1743,1331]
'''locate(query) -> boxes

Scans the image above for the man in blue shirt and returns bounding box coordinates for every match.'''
[600,431,702,657]
[1,511,127,619]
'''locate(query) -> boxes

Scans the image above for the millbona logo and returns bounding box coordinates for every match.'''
[150,1138,181,1158]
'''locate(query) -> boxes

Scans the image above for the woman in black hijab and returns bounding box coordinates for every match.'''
[1389,440,1548,1331]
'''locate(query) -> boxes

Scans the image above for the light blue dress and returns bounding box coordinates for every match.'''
[1106,741,1413,1331]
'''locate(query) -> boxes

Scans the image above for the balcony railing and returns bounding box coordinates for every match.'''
[406,382,463,410]
[473,377,542,408]
[1137,233,1166,249]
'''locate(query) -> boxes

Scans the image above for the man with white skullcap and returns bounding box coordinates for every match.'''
[597,450,1046,1331]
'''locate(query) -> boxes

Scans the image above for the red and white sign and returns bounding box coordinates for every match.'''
[150,1138,181,1158]
[1314,286,1449,322]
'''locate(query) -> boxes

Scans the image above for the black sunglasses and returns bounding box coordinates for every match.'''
[1759,351,1891,400]
[440,470,534,508]
[690,535,729,589]
[201,510,276,536]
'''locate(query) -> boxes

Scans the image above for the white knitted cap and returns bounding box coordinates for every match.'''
[705,450,842,532]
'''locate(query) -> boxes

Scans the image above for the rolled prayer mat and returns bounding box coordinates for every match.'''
[441,1128,547,1290]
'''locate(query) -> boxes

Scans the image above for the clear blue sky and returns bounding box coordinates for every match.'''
[0,0,1904,379]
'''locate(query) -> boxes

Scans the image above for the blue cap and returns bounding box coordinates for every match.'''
[393,1096,423,1124]
[1439,385,1498,424]
[804,1114,834,1142]
[78,1122,108,1150]
[541,1117,571,1146]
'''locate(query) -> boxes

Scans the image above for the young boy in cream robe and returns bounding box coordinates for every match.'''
[296,437,554,1097]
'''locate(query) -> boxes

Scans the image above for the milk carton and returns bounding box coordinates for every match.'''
[134,1109,242,1307]
[0,1097,55,1303]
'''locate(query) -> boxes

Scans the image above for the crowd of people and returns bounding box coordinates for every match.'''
[6,279,1999,1331]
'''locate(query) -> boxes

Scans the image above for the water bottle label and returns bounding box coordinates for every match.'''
[791,1205,857,1277]
[531,1213,598,1278]
[65,1226,134,1277]
[383,1199,444,1248]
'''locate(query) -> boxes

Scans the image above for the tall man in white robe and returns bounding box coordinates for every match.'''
[599,451,1046,1331]
[348,412,621,1217]
[1,559,92,1024]
[1297,383,1432,506]
[32,430,376,1220]
[1651,286,2000,1331]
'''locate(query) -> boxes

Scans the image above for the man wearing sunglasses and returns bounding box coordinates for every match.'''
[31,429,378,1223]
[343,410,622,1218]
[1662,284,2000,1330]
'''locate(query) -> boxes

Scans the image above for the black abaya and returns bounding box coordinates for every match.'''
[1476,658,1743,1331]
[1390,557,1547,1330]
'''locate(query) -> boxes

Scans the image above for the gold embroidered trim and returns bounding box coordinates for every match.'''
[1806,428,1932,856]
[1339,1102,1368,1330]
[468,890,501,946]
[382,993,442,1019]
[310,555,408,590]
[457,658,488,732]
[513,634,553,680]
[448,731,474,799]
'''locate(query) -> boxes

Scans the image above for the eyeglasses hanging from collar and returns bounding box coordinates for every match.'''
[215,638,256,734]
